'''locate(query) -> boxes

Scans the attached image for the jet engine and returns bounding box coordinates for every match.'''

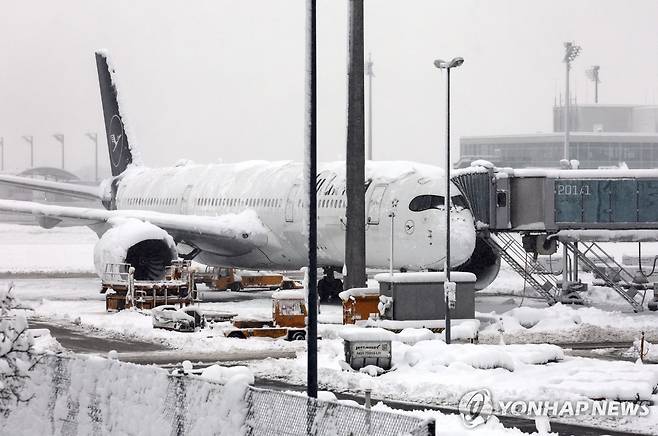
[455,234,501,291]
[93,219,177,280]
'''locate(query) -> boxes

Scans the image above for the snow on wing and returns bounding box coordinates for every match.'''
[0,199,268,256]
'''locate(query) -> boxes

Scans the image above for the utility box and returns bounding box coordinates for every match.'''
[339,287,380,324]
[374,272,476,320]
[341,328,393,371]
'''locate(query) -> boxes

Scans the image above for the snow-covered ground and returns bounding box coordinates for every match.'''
[3,222,658,434]
[0,223,97,274]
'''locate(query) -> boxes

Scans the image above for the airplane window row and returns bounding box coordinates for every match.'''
[196,197,283,208]
[125,197,178,207]
[320,198,346,208]
[295,198,347,208]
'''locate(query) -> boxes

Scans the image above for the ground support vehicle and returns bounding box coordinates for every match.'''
[224,290,307,341]
[339,287,381,324]
[102,261,198,311]
[196,267,302,291]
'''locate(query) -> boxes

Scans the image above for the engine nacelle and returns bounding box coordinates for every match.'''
[455,234,501,291]
[94,219,177,280]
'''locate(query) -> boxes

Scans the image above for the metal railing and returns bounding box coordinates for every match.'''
[245,387,433,436]
[567,241,647,312]
[483,232,560,305]
[18,355,433,436]
[101,262,132,284]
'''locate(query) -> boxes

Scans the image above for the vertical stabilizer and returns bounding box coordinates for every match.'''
[95,51,134,177]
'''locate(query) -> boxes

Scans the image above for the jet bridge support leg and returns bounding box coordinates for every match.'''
[562,240,647,312]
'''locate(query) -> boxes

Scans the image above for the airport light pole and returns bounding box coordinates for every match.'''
[345,0,367,292]
[434,57,464,345]
[586,65,600,104]
[86,132,99,181]
[53,134,65,170]
[366,53,374,160]
[22,135,34,169]
[305,0,318,400]
[563,42,581,161]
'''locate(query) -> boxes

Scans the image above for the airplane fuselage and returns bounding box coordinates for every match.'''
[113,160,477,271]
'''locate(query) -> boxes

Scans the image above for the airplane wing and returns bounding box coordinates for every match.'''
[0,174,104,201]
[0,199,268,256]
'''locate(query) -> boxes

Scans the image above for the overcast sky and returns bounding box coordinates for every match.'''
[1,0,657,178]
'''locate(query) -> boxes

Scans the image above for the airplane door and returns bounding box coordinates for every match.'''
[180,184,194,214]
[367,184,387,225]
[285,184,300,222]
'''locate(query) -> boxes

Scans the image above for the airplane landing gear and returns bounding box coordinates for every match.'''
[318,267,343,302]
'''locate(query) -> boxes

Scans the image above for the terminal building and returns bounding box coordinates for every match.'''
[458,104,658,169]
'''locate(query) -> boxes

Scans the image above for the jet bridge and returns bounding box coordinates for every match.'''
[452,165,658,312]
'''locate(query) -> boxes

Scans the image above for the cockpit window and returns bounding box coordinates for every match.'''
[409,194,469,212]
[409,195,445,211]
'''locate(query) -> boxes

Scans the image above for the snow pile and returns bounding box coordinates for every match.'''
[400,342,525,372]
[338,287,379,301]
[0,284,39,416]
[478,300,658,345]
[502,305,582,330]
[340,327,396,342]
[624,338,658,363]
[0,355,249,435]
[200,364,255,385]
[372,403,553,436]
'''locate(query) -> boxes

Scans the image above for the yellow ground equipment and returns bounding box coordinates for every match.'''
[225,290,307,340]
[102,260,197,311]
[196,267,302,291]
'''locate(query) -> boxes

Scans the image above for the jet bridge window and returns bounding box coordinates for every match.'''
[409,195,445,212]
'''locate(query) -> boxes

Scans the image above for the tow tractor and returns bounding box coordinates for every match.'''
[195,266,302,291]
[225,290,307,341]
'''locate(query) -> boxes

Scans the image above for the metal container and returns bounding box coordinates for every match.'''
[374,272,476,320]
[343,340,392,371]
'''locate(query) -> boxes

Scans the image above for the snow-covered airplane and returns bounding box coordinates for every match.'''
[0,52,499,288]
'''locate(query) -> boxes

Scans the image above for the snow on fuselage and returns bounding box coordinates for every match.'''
[113,160,476,271]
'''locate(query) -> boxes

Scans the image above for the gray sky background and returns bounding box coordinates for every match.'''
[1,0,657,179]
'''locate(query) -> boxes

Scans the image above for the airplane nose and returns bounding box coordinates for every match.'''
[447,208,477,267]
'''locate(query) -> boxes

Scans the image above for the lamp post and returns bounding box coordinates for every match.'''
[586,65,600,104]
[22,135,34,169]
[53,134,65,170]
[433,56,464,345]
[563,42,581,161]
[86,132,99,181]
[305,0,318,400]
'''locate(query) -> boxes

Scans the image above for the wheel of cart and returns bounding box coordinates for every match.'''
[287,330,306,341]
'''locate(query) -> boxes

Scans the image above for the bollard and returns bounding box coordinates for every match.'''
[364,388,372,410]
[640,331,646,363]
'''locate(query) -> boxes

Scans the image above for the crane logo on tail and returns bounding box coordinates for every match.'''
[109,114,125,168]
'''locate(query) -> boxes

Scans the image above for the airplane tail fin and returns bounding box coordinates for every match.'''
[95,51,135,177]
